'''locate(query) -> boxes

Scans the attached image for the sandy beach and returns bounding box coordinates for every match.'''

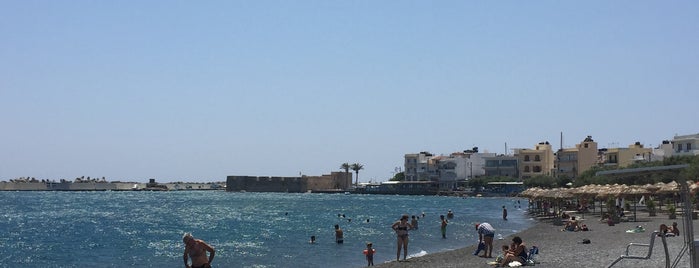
[374,212,697,268]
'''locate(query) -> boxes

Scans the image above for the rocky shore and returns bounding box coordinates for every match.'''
[375,213,697,268]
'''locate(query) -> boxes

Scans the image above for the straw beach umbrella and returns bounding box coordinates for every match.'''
[657,181,679,195]
[622,185,651,222]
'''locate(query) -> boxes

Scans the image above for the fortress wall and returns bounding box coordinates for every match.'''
[0,182,47,190]
[226,176,308,192]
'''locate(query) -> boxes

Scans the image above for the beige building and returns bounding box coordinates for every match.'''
[601,142,652,168]
[404,152,438,182]
[514,141,555,179]
[555,136,599,179]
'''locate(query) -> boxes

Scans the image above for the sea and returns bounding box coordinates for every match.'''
[0,191,533,267]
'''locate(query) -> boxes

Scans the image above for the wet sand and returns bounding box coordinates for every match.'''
[374,213,697,268]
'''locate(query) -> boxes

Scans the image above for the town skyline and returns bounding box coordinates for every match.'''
[2,2,697,183]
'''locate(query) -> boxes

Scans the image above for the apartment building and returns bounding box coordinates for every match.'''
[483,155,519,178]
[671,133,699,156]
[554,136,599,179]
[653,140,674,161]
[404,149,493,190]
[514,141,555,179]
[601,142,652,168]
[404,152,437,182]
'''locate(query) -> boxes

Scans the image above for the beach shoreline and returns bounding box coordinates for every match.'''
[374,212,696,268]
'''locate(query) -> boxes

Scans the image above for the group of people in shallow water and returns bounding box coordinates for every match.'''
[328,207,519,266]
[180,205,521,267]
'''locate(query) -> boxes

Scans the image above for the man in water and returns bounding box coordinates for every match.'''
[335,224,344,244]
[502,206,508,220]
[183,233,215,268]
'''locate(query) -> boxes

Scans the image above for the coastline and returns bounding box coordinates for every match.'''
[375,213,696,268]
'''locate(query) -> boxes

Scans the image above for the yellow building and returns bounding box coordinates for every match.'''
[602,142,652,168]
[515,141,555,179]
[555,136,598,179]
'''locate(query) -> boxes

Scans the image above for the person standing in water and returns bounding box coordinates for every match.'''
[391,214,413,261]
[411,215,419,230]
[182,233,215,268]
[335,224,344,244]
[440,215,448,239]
[502,206,508,221]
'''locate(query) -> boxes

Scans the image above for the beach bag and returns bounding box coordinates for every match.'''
[473,241,485,255]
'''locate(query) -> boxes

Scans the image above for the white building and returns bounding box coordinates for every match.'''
[405,149,494,190]
[671,133,699,156]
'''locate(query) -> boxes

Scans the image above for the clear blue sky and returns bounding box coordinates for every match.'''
[1,1,697,183]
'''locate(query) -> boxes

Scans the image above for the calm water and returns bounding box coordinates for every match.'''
[0,191,532,267]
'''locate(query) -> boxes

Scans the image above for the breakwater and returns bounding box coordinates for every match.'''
[0,181,223,191]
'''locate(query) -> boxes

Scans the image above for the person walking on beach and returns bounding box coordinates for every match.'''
[476,222,495,258]
[335,224,344,244]
[440,215,448,238]
[391,214,413,261]
[502,206,508,221]
[182,233,215,268]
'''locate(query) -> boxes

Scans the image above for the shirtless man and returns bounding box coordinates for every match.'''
[334,224,344,244]
[183,233,215,268]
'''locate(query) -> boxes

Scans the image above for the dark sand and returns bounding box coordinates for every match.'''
[374,213,697,268]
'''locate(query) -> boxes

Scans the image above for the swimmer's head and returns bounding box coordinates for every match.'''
[367,242,373,247]
[182,232,194,243]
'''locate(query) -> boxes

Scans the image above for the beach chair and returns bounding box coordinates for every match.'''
[607,231,669,268]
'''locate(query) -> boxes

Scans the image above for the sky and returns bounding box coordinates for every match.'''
[1,1,698,183]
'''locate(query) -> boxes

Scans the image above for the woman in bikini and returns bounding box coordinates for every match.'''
[391,214,413,261]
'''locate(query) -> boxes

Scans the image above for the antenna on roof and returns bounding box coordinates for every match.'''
[560,132,563,150]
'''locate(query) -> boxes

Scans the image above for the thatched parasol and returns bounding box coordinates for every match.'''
[657,181,679,195]
[519,187,542,198]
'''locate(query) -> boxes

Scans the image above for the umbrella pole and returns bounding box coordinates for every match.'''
[633,196,637,222]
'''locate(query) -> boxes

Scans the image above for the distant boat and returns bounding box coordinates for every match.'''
[344,191,351,195]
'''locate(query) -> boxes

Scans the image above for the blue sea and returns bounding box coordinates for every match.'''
[0,191,533,267]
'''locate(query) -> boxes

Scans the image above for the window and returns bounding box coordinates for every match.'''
[687,143,692,152]
[535,155,541,162]
[533,166,542,172]
[584,143,589,148]
[524,166,530,172]
[524,155,530,161]
[678,144,683,152]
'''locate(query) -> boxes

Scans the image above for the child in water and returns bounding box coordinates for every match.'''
[364,242,375,266]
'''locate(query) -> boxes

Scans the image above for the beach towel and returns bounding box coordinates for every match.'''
[626,226,645,233]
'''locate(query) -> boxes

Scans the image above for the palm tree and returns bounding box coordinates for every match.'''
[340,163,351,188]
[350,163,364,186]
